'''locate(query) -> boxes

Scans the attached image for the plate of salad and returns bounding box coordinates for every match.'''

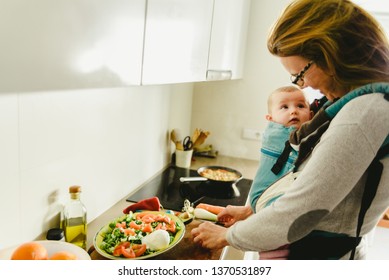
[94,211,185,259]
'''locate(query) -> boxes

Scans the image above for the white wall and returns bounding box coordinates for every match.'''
[191,0,291,160]
[0,83,193,249]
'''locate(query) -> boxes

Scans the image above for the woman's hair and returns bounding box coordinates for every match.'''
[267,0,389,91]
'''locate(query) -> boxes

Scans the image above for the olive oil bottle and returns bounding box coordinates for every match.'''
[62,186,87,249]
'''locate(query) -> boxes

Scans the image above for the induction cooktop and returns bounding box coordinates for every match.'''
[126,165,253,211]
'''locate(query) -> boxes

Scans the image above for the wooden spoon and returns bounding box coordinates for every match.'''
[171,129,184,150]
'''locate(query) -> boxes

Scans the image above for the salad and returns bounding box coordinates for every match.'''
[97,211,183,259]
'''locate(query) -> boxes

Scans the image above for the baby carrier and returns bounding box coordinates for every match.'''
[260,83,389,259]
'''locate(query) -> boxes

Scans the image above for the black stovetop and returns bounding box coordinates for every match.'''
[126,165,253,211]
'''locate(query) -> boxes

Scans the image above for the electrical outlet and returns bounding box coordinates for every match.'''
[242,128,261,140]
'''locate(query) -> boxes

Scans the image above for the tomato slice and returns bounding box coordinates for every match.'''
[133,244,147,257]
[155,214,171,224]
[124,228,136,236]
[166,220,176,233]
[129,221,142,230]
[163,216,171,224]
[135,212,148,219]
[113,242,139,258]
[113,245,123,257]
[115,221,126,228]
[121,241,131,248]
[142,223,153,233]
[121,246,135,258]
[113,242,131,257]
[141,214,156,223]
[114,242,146,258]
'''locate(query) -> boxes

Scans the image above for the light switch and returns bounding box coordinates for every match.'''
[242,128,261,140]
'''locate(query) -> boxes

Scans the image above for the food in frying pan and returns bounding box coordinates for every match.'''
[199,168,241,182]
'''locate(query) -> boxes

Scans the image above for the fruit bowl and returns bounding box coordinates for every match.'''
[0,240,91,260]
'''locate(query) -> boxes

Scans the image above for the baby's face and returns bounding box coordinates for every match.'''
[268,91,312,128]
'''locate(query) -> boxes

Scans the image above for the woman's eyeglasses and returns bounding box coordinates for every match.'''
[290,61,314,86]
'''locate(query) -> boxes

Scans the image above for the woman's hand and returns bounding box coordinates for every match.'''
[217,205,253,227]
[191,221,229,249]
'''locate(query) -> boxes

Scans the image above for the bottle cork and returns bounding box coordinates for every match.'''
[69,185,81,193]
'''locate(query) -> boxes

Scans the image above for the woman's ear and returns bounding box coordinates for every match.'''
[309,110,314,120]
[265,114,273,121]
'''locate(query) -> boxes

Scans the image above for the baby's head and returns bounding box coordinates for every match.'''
[266,86,312,128]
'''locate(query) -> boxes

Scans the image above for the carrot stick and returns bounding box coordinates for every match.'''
[196,203,225,215]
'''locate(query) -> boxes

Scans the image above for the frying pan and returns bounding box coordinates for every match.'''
[179,165,242,184]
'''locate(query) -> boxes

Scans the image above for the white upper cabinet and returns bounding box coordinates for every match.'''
[143,0,251,85]
[0,0,146,93]
[207,0,251,81]
[141,0,214,85]
[0,0,251,92]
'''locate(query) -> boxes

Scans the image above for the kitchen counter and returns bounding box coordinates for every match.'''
[86,155,259,260]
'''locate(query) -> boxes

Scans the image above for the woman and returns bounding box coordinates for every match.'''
[191,0,389,259]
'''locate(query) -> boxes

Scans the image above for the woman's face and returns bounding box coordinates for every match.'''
[280,56,344,101]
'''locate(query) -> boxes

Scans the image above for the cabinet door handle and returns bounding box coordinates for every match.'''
[206,70,232,81]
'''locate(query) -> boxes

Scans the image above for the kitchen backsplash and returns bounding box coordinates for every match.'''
[0,83,193,249]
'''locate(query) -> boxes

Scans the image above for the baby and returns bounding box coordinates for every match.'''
[249,86,313,211]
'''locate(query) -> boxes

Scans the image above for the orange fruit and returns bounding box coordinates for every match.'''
[11,242,48,260]
[50,251,77,260]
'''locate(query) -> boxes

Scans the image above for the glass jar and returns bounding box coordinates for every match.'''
[62,185,87,249]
